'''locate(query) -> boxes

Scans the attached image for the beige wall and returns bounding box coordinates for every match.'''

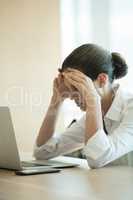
[0,0,62,152]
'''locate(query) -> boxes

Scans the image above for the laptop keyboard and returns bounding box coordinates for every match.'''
[21,161,50,167]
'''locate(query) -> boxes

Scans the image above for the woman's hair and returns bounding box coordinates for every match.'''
[61,44,128,83]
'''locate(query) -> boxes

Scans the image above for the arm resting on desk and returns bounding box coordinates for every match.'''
[34,106,133,168]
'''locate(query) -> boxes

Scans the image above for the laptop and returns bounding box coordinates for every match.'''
[0,107,78,173]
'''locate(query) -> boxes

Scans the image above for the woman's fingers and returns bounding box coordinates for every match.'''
[63,77,76,92]
[53,78,58,88]
[63,70,95,90]
[63,72,86,85]
[57,73,63,84]
[64,68,87,80]
[64,75,83,92]
[63,69,94,87]
[57,70,87,95]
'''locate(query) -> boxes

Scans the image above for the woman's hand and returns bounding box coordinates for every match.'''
[51,73,71,106]
[62,68,100,109]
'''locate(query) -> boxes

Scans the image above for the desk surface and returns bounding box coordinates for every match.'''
[0,156,133,200]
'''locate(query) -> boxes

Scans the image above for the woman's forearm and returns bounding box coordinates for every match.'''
[36,96,62,147]
[85,97,103,143]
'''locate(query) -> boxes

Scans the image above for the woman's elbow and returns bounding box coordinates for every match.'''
[86,156,108,169]
[33,147,58,160]
[33,148,43,160]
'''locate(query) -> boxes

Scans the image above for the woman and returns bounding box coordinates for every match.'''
[34,43,133,168]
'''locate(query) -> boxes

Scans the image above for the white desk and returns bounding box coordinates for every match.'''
[0,156,133,200]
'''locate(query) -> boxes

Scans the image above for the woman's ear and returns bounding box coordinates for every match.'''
[96,73,108,88]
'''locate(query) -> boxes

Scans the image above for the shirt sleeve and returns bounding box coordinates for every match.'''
[33,115,85,160]
[83,101,133,168]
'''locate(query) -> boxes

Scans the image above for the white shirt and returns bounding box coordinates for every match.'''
[34,85,133,168]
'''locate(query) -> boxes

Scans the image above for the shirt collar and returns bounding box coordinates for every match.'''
[104,84,124,121]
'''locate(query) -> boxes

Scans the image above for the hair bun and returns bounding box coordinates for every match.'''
[111,52,128,79]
